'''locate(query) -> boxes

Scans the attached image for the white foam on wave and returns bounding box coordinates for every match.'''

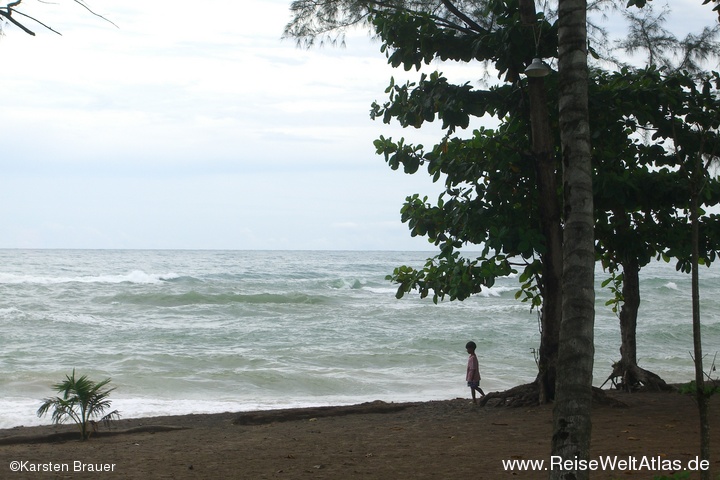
[664,282,679,291]
[363,286,397,295]
[364,284,516,298]
[0,397,46,429]
[478,285,516,297]
[0,270,179,285]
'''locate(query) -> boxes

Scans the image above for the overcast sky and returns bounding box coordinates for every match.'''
[0,0,714,250]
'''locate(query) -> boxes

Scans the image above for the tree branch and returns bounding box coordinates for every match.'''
[439,0,484,33]
[0,8,36,35]
[72,0,118,29]
[1,0,117,36]
[8,8,62,35]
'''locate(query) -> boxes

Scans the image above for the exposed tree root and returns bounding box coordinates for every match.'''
[602,361,675,392]
[478,382,627,408]
[479,383,541,407]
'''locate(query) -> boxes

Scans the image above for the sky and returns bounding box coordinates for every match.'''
[0,0,715,250]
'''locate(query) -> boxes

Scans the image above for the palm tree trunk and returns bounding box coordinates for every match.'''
[550,0,595,479]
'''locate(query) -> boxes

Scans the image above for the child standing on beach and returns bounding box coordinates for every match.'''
[465,341,485,403]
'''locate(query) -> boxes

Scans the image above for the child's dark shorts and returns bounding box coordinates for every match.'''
[467,381,480,388]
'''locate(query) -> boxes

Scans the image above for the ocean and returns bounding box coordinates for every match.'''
[0,249,718,429]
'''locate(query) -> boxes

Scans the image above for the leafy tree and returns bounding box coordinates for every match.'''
[593,66,720,393]
[591,68,674,391]
[37,369,120,441]
[372,3,564,406]
[286,0,718,408]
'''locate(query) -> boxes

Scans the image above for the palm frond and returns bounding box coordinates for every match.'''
[37,370,120,440]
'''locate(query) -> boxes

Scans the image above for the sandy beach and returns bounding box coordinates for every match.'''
[0,389,718,479]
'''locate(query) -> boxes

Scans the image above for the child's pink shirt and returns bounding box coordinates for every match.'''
[466,353,480,382]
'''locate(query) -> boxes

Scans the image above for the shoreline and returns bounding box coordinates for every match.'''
[0,400,419,444]
[0,382,703,435]
[0,395,452,433]
[0,386,709,438]
[0,390,718,479]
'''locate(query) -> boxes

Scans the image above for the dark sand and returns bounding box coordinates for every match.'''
[0,390,718,479]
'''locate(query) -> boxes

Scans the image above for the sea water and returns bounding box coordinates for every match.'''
[0,249,718,429]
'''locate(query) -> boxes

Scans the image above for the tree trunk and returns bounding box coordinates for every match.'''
[519,0,563,406]
[607,257,671,391]
[550,0,595,479]
[691,170,711,480]
[619,257,639,372]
